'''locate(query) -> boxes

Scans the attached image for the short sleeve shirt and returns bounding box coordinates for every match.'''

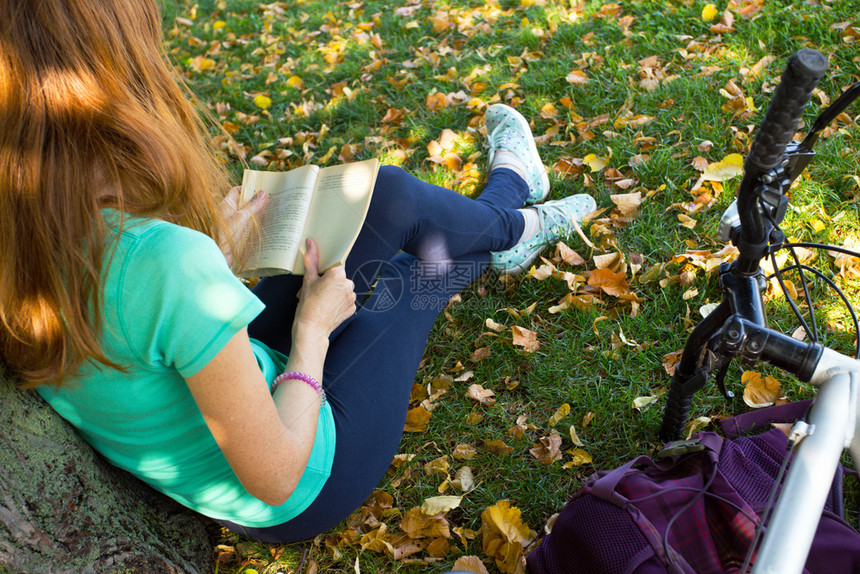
[37,212,336,527]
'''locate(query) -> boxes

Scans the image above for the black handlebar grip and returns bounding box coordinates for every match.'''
[746,49,828,173]
[658,375,695,442]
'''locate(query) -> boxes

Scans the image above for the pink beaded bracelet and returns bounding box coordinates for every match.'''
[271,371,326,405]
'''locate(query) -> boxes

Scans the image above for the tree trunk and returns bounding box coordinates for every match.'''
[0,373,213,574]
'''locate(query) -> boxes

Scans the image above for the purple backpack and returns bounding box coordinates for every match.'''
[527,404,860,574]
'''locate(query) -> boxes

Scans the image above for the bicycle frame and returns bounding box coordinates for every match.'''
[657,49,860,572]
[753,352,860,574]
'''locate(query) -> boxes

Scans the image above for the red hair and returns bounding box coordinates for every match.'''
[0,0,234,386]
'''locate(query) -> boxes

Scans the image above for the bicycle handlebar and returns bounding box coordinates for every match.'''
[737,49,827,250]
[659,50,828,442]
[745,49,828,174]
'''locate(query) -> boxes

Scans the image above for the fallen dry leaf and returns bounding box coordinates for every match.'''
[484,439,514,456]
[452,466,475,492]
[482,501,534,574]
[511,325,540,352]
[587,268,630,296]
[568,424,584,447]
[453,444,477,460]
[400,506,451,539]
[632,395,658,409]
[548,403,571,427]
[452,555,490,574]
[742,370,781,408]
[563,448,593,467]
[421,495,462,515]
[467,383,497,405]
[529,432,563,465]
[404,406,432,432]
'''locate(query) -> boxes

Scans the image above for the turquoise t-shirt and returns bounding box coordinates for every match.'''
[37,213,336,528]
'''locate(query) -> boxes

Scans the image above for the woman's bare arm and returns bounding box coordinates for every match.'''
[185,239,355,506]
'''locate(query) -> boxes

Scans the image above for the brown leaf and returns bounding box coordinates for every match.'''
[610,191,642,216]
[472,346,492,362]
[529,432,563,465]
[425,536,450,558]
[484,439,514,456]
[587,268,630,296]
[511,325,540,352]
[401,507,451,539]
[466,384,497,405]
[555,242,585,266]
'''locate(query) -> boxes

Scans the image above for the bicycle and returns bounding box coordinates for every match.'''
[657,49,860,573]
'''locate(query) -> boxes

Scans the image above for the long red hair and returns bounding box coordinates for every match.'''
[0,0,234,386]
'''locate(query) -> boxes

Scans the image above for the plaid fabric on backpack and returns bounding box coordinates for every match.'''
[526,404,860,574]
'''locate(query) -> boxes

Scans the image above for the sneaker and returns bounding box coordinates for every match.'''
[485,104,550,205]
[491,194,596,275]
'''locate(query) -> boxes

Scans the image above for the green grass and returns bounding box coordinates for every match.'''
[162,0,860,572]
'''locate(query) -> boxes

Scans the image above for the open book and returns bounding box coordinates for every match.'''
[237,158,379,277]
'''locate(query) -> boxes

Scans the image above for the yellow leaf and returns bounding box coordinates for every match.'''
[484,439,514,456]
[481,501,534,574]
[568,424,584,447]
[583,153,608,172]
[549,403,571,427]
[742,371,782,408]
[421,495,462,515]
[452,556,490,574]
[213,20,226,30]
[401,507,451,539]
[702,4,718,21]
[485,318,506,332]
[404,406,432,432]
[253,94,272,109]
[564,448,593,467]
[189,56,216,73]
[453,444,477,460]
[286,75,304,89]
[424,455,451,478]
[702,153,744,182]
[565,70,589,85]
[632,395,658,409]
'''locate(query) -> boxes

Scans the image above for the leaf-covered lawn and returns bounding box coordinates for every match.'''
[162,1,860,572]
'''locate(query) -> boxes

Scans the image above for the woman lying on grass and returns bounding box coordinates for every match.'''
[0,0,594,543]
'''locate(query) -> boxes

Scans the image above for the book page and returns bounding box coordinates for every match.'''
[296,158,379,274]
[239,165,319,276]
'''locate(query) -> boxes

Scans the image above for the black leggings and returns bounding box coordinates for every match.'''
[219,165,526,542]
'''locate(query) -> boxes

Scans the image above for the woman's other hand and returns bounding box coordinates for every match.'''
[218,187,267,268]
[292,239,356,343]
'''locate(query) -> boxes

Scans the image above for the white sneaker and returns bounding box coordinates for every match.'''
[485,104,550,205]
[490,194,596,274]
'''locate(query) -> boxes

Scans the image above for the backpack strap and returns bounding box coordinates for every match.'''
[719,399,813,437]
[590,433,725,500]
